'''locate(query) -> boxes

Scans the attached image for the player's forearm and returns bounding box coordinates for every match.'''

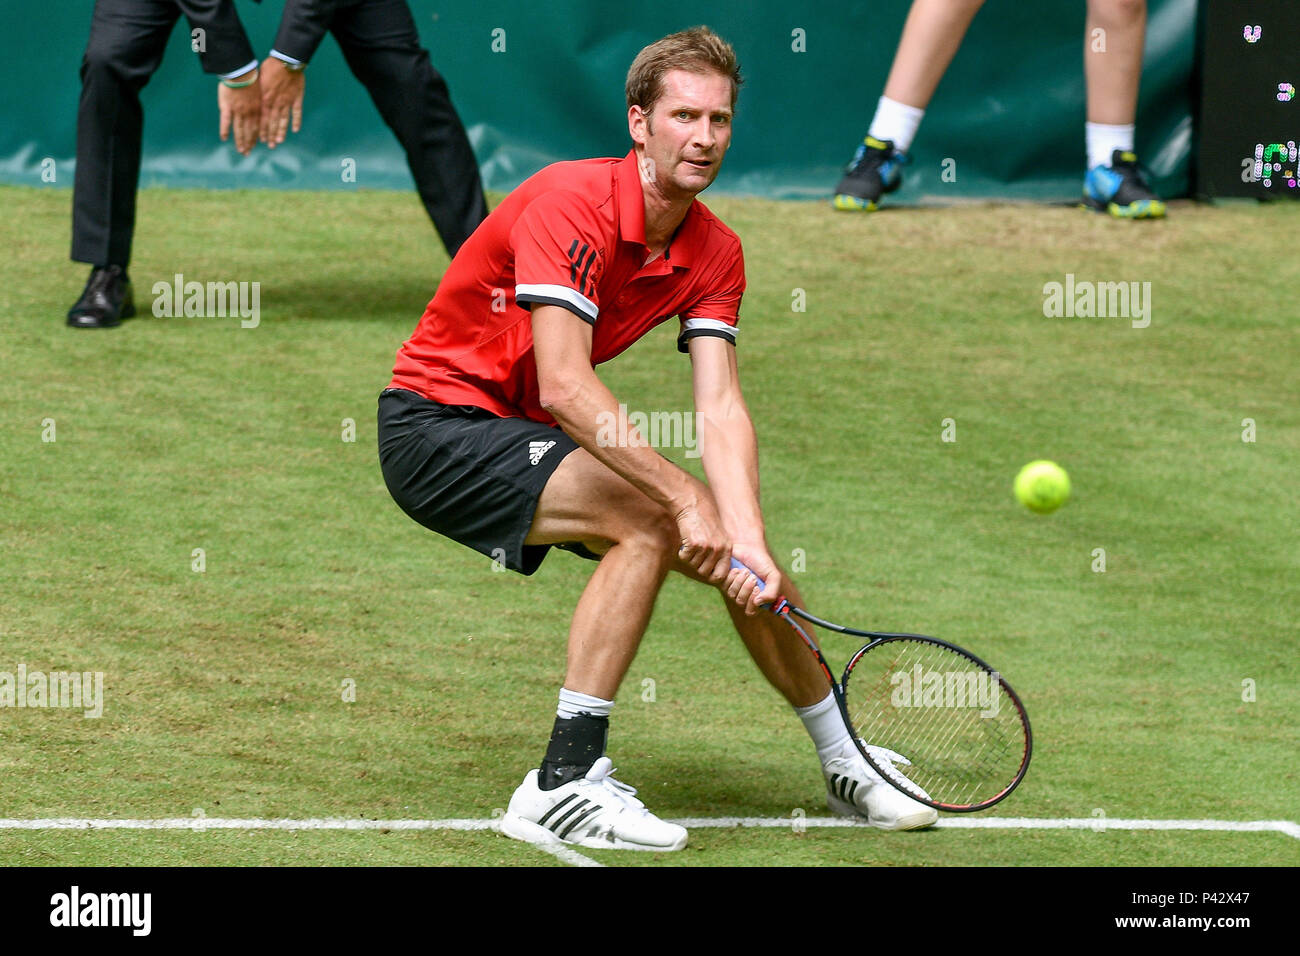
[697,402,765,545]
[541,372,705,516]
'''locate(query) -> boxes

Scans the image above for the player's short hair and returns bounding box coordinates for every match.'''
[626,26,742,117]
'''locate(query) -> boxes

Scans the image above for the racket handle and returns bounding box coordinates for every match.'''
[729,558,788,613]
[728,557,765,590]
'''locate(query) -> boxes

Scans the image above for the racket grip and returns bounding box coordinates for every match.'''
[729,557,766,591]
[729,558,788,613]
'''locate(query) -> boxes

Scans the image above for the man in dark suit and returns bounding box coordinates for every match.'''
[258,0,487,257]
[68,0,264,328]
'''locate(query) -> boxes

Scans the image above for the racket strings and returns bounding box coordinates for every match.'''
[845,639,1026,808]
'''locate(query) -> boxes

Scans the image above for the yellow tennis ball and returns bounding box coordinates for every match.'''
[1014,460,1070,514]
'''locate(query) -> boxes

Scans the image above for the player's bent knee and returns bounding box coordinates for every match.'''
[619,513,678,566]
[591,510,675,573]
[596,496,675,546]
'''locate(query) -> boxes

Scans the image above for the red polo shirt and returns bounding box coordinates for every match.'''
[388,150,746,424]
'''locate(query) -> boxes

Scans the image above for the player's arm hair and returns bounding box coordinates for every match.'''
[688,335,764,545]
[531,305,707,517]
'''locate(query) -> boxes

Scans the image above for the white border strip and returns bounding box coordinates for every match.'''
[515,283,597,321]
[0,817,1294,838]
[680,317,738,341]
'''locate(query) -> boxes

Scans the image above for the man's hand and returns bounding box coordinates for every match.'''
[218,68,261,156]
[259,56,305,148]
[726,542,785,616]
[673,482,731,584]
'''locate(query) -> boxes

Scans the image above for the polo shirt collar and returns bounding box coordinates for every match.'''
[617,150,699,269]
[617,151,647,245]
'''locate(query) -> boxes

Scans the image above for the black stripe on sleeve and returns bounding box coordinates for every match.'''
[567,239,580,283]
[676,327,737,353]
[578,248,597,297]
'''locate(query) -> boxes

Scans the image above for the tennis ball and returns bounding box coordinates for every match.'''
[1014,460,1070,514]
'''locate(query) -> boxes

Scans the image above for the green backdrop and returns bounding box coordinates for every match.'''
[0,0,1195,200]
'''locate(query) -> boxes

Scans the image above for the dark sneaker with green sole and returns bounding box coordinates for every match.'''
[1083,149,1166,219]
[833,136,908,212]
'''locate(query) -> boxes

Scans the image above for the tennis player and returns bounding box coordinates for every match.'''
[379,27,937,851]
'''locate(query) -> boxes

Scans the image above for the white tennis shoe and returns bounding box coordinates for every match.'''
[823,739,939,831]
[501,756,688,852]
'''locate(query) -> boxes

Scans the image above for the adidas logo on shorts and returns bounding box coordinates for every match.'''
[528,440,557,466]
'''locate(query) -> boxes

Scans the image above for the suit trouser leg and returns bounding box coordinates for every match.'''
[71,0,179,268]
[332,0,488,257]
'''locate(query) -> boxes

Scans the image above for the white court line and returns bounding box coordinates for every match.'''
[531,841,605,867]
[0,817,609,866]
[1,817,1292,868]
[0,818,495,831]
[673,817,1300,840]
[0,816,1295,838]
[944,818,1300,839]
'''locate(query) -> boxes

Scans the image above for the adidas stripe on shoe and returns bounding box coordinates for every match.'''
[500,756,687,852]
[823,739,938,831]
[827,771,864,805]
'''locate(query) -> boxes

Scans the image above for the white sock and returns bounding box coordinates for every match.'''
[556,687,614,720]
[1086,122,1135,170]
[868,96,925,153]
[795,691,853,764]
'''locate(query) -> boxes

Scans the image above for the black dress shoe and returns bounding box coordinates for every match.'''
[67,265,136,329]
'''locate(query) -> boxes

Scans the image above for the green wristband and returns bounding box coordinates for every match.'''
[220,68,259,89]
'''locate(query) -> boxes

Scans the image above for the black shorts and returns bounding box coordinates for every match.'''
[377,387,593,575]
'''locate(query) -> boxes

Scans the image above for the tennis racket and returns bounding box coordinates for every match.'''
[731,559,1032,812]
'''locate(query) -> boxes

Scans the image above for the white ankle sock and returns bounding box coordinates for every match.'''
[1086,122,1135,170]
[795,691,853,763]
[868,96,925,153]
[557,687,614,720]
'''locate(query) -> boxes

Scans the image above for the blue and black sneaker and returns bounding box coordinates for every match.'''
[1083,149,1166,219]
[833,136,908,212]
